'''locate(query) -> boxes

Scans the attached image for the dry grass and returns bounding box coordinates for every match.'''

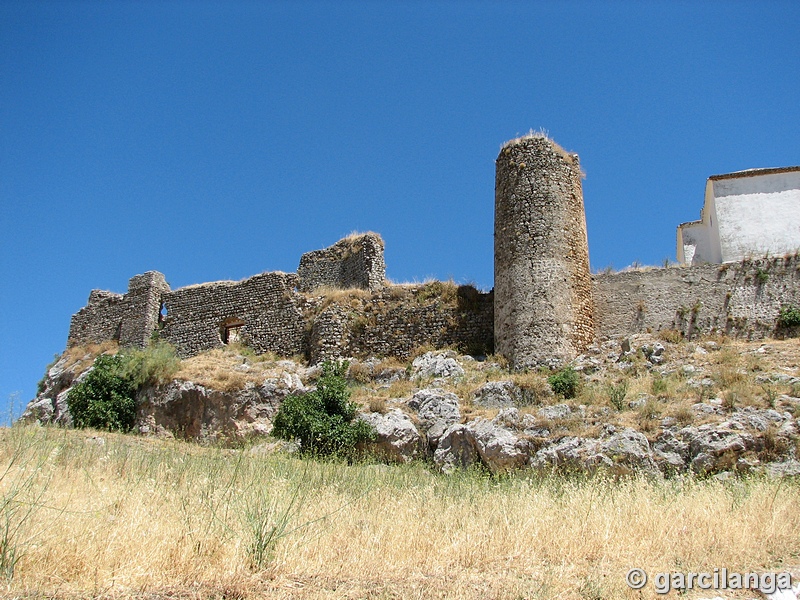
[2,425,799,599]
[60,340,119,374]
[175,347,301,392]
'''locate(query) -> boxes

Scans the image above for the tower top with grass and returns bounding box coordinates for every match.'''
[494,132,595,369]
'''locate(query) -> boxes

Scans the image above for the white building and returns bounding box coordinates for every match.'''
[678,166,800,265]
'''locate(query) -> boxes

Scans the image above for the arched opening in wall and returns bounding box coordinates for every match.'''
[159,302,168,324]
[220,317,245,345]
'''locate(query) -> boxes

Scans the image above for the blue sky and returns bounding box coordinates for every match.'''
[2,1,799,419]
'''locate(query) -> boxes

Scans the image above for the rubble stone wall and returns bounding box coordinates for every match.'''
[297,233,386,292]
[593,255,800,340]
[308,285,494,363]
[159,272,307,358]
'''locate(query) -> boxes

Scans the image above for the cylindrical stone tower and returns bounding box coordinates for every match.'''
[494,134,594,369]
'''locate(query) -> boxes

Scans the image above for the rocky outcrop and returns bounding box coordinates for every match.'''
[411,352,465,379]
[19,354,83,426]
[434,418,529,474]
[407,388,461,449]
[358,409,422,463]
[530,427,658,477]
[136,374,306,442]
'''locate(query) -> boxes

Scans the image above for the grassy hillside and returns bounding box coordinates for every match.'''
[0,425,798,599]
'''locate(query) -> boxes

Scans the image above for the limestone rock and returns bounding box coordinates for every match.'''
[411,352,465,379]
[433,418,529,474]
[135,376,301,442]
[531,428,657,476]
[359,409,422,463]
[537,403,572,420]
[407,388,461,449]
[19,355,85,426]
[473,380,518,408]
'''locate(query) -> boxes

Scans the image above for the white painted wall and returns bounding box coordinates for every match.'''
[712,171,800,262]
[677,169,800,264]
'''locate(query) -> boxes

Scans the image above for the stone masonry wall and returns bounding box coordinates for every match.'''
[67,290,127,347]
[119,271,170,348]
[160,272,307,358]
[494,135,594,369]
[308,284,493,364]
[593,255,800,340]
[297,233,386,292]
[67,271,169,348]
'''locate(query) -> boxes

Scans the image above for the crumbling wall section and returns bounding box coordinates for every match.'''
[119,271,171,348]
[67,271,170,348]
[297,233,386,292]
[67,290,127,347]
[494,135,594,369]
[160,272,306,358]
[593,255,800,340]
[308,284,493,364]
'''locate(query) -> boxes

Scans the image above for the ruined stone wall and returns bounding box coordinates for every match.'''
[308,284,493,364]
[593,255,800,340]
[297,233,386,292]
[160,272,307,358]
[67,290,127,347]
[67,271,169,348]
[119,272,170,348]
[494,135,594,369]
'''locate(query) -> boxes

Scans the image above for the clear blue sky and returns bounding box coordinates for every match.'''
[2,1,799,420]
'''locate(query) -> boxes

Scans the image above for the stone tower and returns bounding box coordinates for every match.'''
[494,134,594,369]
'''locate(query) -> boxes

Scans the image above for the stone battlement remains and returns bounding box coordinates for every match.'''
[66,139,800,366]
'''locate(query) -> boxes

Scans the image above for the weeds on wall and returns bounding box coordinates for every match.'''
[778,305,800,328]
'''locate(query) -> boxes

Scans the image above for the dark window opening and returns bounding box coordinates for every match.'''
[220,317,245,344]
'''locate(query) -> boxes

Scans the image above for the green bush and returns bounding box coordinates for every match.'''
[67,354,137,432]
[272,361,376,457]
[120,341,181,387]
[66,342,180,433]
[778,305,800,328]
[548,367,580,399]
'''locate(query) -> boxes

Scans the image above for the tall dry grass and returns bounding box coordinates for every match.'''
[1,425,798,599]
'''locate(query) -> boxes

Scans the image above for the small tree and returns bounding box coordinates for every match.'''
[272,361,375,457]
[67,354,137,432]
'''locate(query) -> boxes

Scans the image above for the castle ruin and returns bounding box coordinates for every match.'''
[65,135,800,367]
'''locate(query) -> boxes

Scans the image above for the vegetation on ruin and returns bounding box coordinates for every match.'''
[547,366,580,399]
[779,304,800,328]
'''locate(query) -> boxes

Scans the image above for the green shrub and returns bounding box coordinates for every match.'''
[272,361,376,457]
[778,305,800,328]
[120,341,180,387]
[548,367,579,399]
[607,381,629,411]
[67,354,137,432]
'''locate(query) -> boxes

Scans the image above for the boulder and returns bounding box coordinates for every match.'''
[531,428,658,476]
[537,403,572,420]
[359,409,422,463]
[407,388,461,449]
[473,381,518,408]
[433,418,529,474]
[411,352,465,379]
